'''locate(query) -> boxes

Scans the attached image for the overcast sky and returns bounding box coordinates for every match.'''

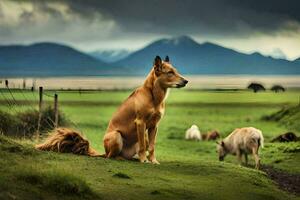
[0,0,300,60]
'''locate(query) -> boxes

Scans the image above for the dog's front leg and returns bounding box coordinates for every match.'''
[136,119,148,163]
[147,126,159,164]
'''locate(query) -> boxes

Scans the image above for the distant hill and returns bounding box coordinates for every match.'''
[1,38,299,77]
[90,49,131,63]
[114,36,300,75]
[0,43,125,77]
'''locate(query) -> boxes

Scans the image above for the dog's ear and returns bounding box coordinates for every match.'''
[154,56,162,72]
[164,55,170,62]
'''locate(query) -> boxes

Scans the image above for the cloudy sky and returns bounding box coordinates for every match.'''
[0,0,300,60]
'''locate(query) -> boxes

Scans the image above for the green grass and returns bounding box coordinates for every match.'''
[0,89,300,200]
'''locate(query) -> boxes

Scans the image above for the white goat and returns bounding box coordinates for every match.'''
[216,127,264,169]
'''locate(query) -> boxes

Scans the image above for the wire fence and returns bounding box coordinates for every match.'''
[1,83,36,112]
[0,79,63,138]
[0,78,131,139]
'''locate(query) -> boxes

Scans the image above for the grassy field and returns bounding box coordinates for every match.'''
[0,89,300,200]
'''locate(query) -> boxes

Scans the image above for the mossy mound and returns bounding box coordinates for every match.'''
[0,106,68,138]
[262,106,300,132]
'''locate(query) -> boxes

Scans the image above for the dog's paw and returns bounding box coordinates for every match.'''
[138,152,148,163]
[150,159,160,165]
[139,158,150,163]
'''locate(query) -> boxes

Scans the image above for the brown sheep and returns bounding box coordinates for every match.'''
[205,130,220,141]
[201,130,220,141]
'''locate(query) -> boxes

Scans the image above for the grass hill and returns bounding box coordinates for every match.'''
[0,90,299,199]
[263,105,300,132]
[1,134,299,200]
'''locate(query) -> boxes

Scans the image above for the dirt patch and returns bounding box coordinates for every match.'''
[261,165,300,196]
[112,172,131,179]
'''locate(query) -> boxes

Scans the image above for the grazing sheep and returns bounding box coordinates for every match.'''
[216,127,264,169]
[185,125,202,141]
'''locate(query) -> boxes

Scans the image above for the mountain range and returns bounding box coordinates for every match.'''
[0,43,125,76]
[114,36,300,75]
[0,36,299,77]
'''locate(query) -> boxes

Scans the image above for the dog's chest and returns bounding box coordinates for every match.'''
[146,106,165,126]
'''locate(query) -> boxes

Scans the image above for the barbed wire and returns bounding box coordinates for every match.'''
[0,89,14,109]
[43,91,55,98]
[37,116,56,135]
[1,82,82,135]
[17,88,37,109]
[3,80,35,111]
[0,89,22,114]
[2,85,56,130]
[5,85,19,107]
[31,89,39,102]
[6,85,39,114]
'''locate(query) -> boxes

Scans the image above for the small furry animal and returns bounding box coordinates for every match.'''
[216,127,264,169]
[185,125,202,141]
[202,130,220,141]
[35,128,100,156]
[271,132,299,142]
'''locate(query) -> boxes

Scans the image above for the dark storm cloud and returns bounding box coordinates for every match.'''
[1,0,300,59]
[231,0,300,21]
[54,0,300,36]
[9,0,300,36]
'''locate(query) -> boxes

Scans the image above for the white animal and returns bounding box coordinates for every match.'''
[185,125,202,141]
[216,127,264,169]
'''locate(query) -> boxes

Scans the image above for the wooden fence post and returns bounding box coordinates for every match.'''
[22,79,26,89]
[54,93,58,128]
[36,86,43,139]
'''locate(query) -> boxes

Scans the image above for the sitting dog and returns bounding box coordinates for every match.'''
[103,56,188,163]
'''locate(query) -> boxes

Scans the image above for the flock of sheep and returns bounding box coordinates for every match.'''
[185,125,264,169]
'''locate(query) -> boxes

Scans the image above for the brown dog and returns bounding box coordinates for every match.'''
[103,56,188,163]
[35,128,100,156]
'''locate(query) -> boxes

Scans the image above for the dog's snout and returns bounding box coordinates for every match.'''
[175,78,188,88]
